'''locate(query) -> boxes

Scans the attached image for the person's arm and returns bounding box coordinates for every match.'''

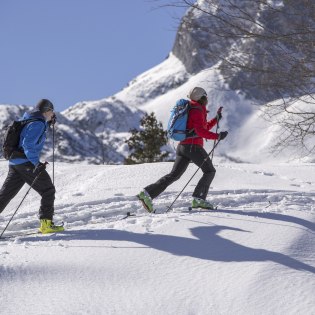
[191,109,219,140]
[21,122,46,166]
[206,117,218,130]
[207,107,222,130]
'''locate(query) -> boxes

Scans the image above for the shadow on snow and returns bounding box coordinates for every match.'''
[211,209,315,233]
[21,224,315,274]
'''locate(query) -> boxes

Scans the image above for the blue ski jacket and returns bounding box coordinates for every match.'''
[9,111,47,166]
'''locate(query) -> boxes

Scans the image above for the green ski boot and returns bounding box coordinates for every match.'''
[39,219,65,234]
[191,198,216,210]
[137,190,154,213]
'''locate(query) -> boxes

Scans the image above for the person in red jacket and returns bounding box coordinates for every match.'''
[138,87,228,212]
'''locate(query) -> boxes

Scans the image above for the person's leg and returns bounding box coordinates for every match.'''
[144,145,191,199]
[188,146,216,200]
[14,163,55,220]
[0,166,25,214]
[31,171,55,220]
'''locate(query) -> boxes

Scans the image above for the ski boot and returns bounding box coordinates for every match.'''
[137,190,154,213]
[191,198,216,210]
[39,219,65,234]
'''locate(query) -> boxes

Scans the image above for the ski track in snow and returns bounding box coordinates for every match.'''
[1,188,315,236]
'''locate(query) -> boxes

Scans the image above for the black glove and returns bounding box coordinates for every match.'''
[33,162,47,174]
[49,114,57,127]
[218,131,228,140]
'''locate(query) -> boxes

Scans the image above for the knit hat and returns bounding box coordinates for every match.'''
[36,99,54,113]
[187,87,207,101]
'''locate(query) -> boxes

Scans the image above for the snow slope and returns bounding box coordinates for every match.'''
[0,160,314,315]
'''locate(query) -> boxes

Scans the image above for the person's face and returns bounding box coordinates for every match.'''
[199,95,208,106]
[43,109,55,121]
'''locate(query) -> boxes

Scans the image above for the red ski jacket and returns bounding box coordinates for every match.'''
[180,100,219,147]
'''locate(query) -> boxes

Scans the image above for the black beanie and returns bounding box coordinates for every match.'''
[36,99,54,113]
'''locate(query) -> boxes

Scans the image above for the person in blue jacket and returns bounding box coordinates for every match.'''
[0,99,64,234]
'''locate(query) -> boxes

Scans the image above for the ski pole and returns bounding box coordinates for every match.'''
[52,123,55,185]
[211,106,223,160]
[165,140,221,213]
[0,163,48,238]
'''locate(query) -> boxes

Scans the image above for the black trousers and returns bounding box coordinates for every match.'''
[0,162,55,220]
[145,144,216,200]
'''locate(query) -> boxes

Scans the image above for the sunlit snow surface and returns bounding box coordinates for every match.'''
[0,161,314,315]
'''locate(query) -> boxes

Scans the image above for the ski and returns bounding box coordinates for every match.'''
[0,230,42,240]
[1,231,61,240]
[188,205,218,211]
[0,225,64,240]
[137,197,220,216]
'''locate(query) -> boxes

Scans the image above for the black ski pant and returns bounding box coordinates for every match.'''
[145,144,216,200]
[0,162,55,220]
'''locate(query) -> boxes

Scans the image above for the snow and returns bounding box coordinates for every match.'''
[0,160,314,315]
[115,53,189,106]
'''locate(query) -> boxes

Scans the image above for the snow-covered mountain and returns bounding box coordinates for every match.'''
[0,0,314,164]
[0,102,144,164]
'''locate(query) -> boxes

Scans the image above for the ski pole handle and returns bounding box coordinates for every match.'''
[211,107,223,160]
[216,106,223,124]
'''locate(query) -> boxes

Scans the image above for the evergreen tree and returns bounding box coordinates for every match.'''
[124,112,170,164]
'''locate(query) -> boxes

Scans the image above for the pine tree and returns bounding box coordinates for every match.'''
[124,112,170,164]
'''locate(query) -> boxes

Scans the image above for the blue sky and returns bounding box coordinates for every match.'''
[0,0,186,112]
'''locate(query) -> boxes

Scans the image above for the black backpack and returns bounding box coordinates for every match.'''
[2,118,43,160]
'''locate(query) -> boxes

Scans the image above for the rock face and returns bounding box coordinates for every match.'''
[172,0,238,74]
[172,0,315,102]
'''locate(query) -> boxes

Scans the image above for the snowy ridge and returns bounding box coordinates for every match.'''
[114,53,189,106]
[0,101,145,164]
[0,104,30,123]
[0,161,314,314]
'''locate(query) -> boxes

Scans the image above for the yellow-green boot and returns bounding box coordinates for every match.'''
[39,219,64,234]
[137,190,154,213]
[191,198,216,210]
